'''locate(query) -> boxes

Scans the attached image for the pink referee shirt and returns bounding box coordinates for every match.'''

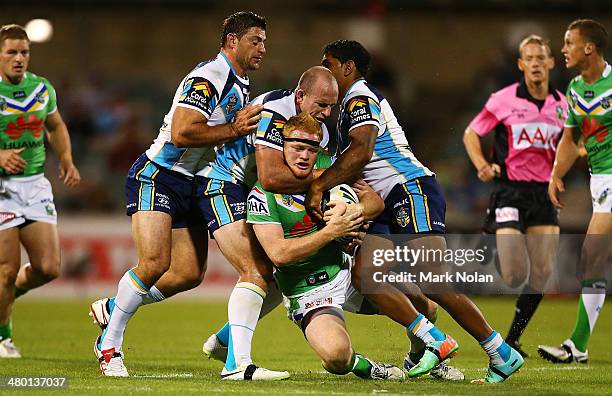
[469,81,568,183]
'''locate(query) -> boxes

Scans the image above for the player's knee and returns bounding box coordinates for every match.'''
[0,263,19,285]
[321,347,353,375]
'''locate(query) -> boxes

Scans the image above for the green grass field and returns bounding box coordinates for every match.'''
[1,296,610,395]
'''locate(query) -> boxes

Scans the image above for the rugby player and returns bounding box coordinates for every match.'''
[248,112,406,380]
[309,40,523,383]
[538,19,612,364]
[93,12,288,380]
[201,66,464,381]
[463,35,567,357]
[0,24,81,358]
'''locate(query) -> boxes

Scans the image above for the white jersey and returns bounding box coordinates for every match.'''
[145,52,250,177]
[206,89,328,186]
[336,79,433,199]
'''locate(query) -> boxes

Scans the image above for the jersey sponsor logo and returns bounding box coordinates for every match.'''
[304,296,333,310]
[12,91,26,99]
[0,212,16,224]
[511,123,561,150]
[6,114,44,140]
[581,117,608,143]
[155,192,171,210]
[2,141,44,150]
[247,188,269,216]
[262,117,286,146]
[178,77,217,114]
[346,96,375,126]
[585,90,595,99]
[495,207,519,223]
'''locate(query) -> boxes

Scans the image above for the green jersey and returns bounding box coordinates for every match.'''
[0,72,57,177]
[565,63,612,174]
[246,155,342,297]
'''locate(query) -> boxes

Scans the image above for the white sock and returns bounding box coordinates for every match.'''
[225,282,265,371]
[142,285,166,305]
[101,271,148,351]
[259,281,282,319]
[480,331,510,365]
[582,288,606,333]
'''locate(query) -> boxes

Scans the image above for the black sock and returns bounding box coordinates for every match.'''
[506,284,543,344]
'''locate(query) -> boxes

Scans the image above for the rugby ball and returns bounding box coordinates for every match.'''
[321,184,360,244]
[321,184,359,210]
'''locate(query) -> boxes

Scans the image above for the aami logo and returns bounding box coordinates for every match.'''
[6,114,44,140]
[511,123,561,150]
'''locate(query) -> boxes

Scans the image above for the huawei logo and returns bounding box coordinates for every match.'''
[6,114,44,140]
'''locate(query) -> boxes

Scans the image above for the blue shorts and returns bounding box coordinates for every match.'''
[125,154,202,229]
[369,176,446,235]
[194,177,248,235]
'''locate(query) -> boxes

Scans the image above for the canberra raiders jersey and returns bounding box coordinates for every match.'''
[145,52,249,178]
[0,72,57,177]
[206,89,329,187]
[565,63,612,174]
[337,79,433,199]
[247,159,340,297]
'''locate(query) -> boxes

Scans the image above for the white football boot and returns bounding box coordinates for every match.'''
[202,333,228,362]
[221,363,290,381]
[538,339,588,364]
[94,336,128,377]
[0,338,21,358]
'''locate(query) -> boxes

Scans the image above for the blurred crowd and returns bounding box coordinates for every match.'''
[43,21,600,232]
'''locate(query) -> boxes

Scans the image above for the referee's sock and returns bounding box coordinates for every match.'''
[505,284,543,344]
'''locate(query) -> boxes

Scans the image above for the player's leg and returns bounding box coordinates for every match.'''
[0,227,21,358]
[97,211,173,366]
[89,224,209,329]
[538,213,611,363]
[14,222,60,292]
[203,279,282,362]
[496,228,528,288]
[304,308,404,380]
[504,225,558,356]
[213,219,283,377]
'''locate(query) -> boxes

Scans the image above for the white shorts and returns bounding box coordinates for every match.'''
[591,174,612,213]
[283,268,371,327]
[0,174,57,231]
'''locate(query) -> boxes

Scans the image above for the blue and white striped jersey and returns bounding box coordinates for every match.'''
[145,52,249,177]
[336,79,432,199]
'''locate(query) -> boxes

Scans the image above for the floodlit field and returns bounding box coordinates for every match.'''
[1,297,610,395]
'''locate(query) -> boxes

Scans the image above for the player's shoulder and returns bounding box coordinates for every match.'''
[260,89,295,119]
[188,54,231,90]
[24,71,53,87]
[344,80,382,104]
[490,82,520,100]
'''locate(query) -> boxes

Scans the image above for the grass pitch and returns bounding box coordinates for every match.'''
[1,296,610,395]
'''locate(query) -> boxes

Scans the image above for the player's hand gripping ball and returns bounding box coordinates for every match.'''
[321,184,361,244]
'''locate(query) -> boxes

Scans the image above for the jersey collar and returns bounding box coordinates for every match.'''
[517,78,560,102]
[603,62,611,78]
[219,52,249,84]
[344,78,365,101]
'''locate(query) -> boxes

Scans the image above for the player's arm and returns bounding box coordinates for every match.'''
[305,124,377,221]
[171,104,262,148]
[256,145,314,192]
[350,179,384,221]
[252,201,362,267]
[45,111,81,187]
[463,126,499,182]
[548,126,580,208]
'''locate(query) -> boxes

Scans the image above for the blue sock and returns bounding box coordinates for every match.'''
[225,325,236,371]
[216,322,230,347]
